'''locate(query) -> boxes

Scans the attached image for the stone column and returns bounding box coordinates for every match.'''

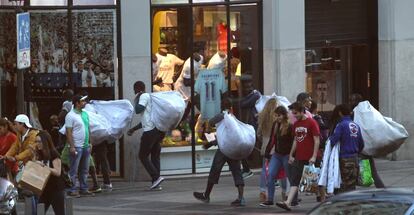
[262,0,305,102]
[379,0,414,160]
[121,0,151,180]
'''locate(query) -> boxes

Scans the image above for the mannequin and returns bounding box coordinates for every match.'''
[153,48,184,92]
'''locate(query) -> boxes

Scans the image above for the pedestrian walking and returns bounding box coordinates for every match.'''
[329,104,364,193]
[35,130,66,215]
[260,106,293,207]
[276,102,321,211]
[66,94,94,197]
[127,81,165,190]
[193,99,246,206]
[349,93,385,188]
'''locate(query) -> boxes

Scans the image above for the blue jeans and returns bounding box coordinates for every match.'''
[69,147,91,192]
[260,158,267,192]
[267,153,289,202]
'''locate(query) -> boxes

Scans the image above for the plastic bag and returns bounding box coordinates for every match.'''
[150,91,186,132]
[300,164,320,194]
[89,100,134,143]
[216,113,255,160]
[353,101,409,157]
[358,159,374,187]
[59,110,111,145]
[255,93,291,113]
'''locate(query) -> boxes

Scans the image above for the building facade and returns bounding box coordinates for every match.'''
[0,0,413,181]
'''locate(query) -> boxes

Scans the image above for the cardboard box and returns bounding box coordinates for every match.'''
[18,161,51,196]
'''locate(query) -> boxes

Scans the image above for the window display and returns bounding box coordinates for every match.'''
[151,2,261,173]
[306,46,343,112]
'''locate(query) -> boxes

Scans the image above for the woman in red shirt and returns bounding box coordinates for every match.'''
[0,118,19,180]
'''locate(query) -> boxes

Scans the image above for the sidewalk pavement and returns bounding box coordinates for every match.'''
[18,158,414,215]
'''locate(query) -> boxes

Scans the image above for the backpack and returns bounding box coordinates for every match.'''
[313,114,329,149]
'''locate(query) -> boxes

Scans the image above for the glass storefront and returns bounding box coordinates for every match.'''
[0,1,120,174]
[151,0,262,174]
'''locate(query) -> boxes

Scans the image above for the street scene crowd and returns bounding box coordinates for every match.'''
[0,54,408,215]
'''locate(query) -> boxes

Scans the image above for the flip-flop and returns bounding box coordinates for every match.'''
[276,202,292,211]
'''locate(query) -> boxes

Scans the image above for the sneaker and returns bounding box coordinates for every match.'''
[259,192,267,202]
[102,184,113,192]
[150,177,165,190]
[149,185,162,191]
[259,201,274,207]
[242,171,254,180]
[79,191,95,197]
[89,186,102,193]
[193,192,210,203]
[230,197,246,206]
[67,191,80,198]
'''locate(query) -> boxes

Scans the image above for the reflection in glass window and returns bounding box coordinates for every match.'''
[72,10,116,94]
[151,0,188,5]
[30,0,67,6]
[73,0,116,6]
[0,12,17,120]
[0,0,20,5]
[193,0,225,3]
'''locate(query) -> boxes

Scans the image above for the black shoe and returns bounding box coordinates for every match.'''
[193,192,210,203]
[259,201,274,207]
[230,197,246,206]
[290,201,300,207]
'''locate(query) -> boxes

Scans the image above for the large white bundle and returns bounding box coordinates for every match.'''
[216,113,256,160]
[89,100,134,143]
[255,93,291,113]
[353,101,409,157]
[150,91,186,132]
[59,110,111,145]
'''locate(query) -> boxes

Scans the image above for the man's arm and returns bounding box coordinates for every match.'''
[329,124,342,147]
[66,127,76,154]
[240,91,260,108]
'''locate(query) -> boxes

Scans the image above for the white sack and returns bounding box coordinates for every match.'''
[89,100,134,143]
[150,91,186,132]
[318,139,341,194]
[255,93,291,113]
[59,110,111,145]
[216,113,256,160]
[353,101,409,157]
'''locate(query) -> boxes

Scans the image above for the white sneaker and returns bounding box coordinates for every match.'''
[102,184,113,192]
[150,177,165,190]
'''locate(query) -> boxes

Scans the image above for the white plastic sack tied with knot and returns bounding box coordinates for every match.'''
[255,93,291,113]
[88,100,134,143]
[353,101,409,157]
[150,91,186,132]
[216,113,256,160]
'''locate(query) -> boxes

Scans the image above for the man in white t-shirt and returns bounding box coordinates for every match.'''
[66,94,94,197]
[127,81,165,190]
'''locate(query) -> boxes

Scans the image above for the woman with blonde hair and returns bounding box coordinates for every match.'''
[257,98,278,202]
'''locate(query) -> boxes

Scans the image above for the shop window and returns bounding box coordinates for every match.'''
[73,0,116,6]
[0,0,19,5]
[30,0,67,6]
[193,0,225,3]
[305,46,344,113]
[0,11,17,120]
[152,2,262,174]
[151,0,188,5]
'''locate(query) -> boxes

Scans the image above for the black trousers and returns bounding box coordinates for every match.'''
[39,190,65,215]
[139,128,165,182]
[93,141,111,185]
[208,149,244,187]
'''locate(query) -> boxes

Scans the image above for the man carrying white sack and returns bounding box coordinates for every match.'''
[193,99,246,207]
[128,81,165,190]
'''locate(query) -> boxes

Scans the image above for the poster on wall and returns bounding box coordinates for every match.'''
[309,71,337,112]
[17,12,31,69]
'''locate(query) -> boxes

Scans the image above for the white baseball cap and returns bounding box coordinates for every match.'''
[14,114,32,128]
